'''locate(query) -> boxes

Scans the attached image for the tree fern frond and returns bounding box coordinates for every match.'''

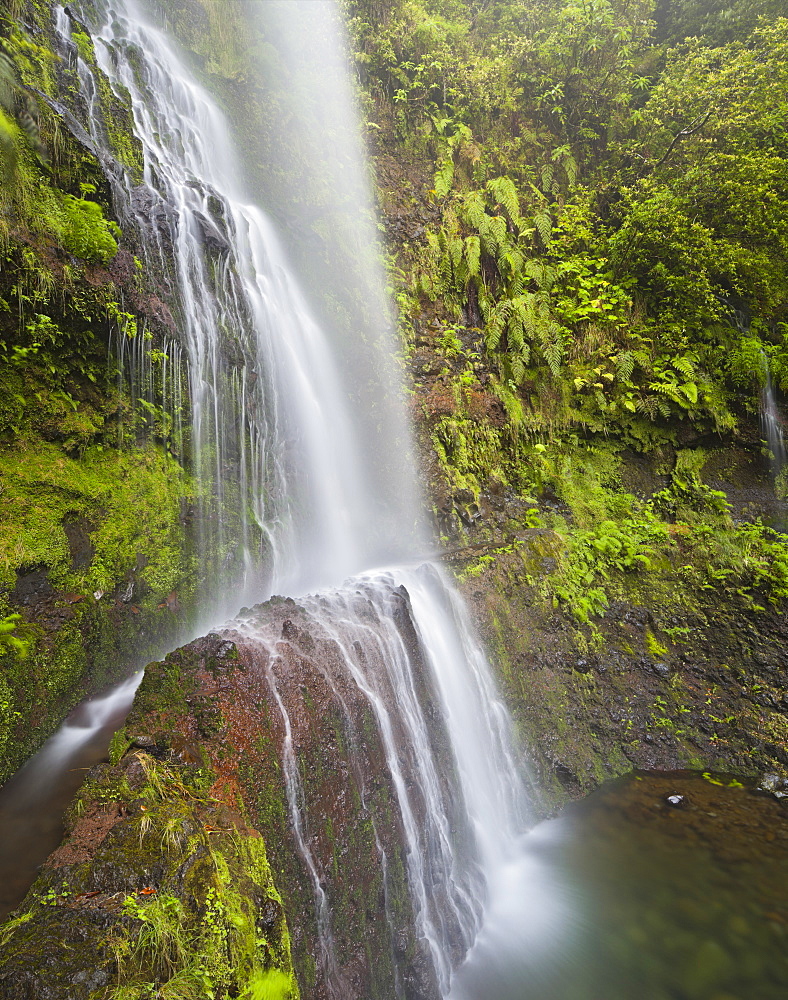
[540,163,554,194]
[615,350,635,381]
[464,235,481,278]
[463,190,486,229]
[487,175,521,228]
[434,158,454,199]
[534,209,552,247]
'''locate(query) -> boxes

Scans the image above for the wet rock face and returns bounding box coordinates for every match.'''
[460,537,788,814]
[1,597,449,1000]
[216,591,449,1000]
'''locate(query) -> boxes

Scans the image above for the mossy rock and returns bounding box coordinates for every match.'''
[0,737,299,1000]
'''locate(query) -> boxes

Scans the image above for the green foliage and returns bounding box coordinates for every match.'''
[357,0,788,453]
[513,444,788,625]
[55,192,121,263]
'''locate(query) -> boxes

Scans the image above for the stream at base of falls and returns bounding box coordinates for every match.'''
[0,674,141,920]
[449,770,788,1000]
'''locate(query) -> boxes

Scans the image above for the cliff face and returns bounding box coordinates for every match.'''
[0,1,205,781]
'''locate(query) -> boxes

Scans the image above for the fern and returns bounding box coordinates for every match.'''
[511,352,527,383]
[434,158,454,199]
[464,235,481,278]
[552,145,578,188]
[534,209,552,247]
[680,382,698,404]
[463,190,486,229]
[615,350,635,381]
[542,334,565,377]
[562,152,578,188]
[524,260,558,290]
[448,231,463,275]
[502,249,524,282]
[485,300,510,350]
[485,214,508,256]
[672,355,697,380]
[487,175,521,229]
[540,162,555,194]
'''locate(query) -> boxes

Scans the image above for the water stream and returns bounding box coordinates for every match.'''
[0,673,142,919]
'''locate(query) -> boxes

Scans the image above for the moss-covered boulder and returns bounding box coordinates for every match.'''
[0,669,298,1000]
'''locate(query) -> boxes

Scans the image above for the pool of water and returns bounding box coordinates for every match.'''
[0,673,141,920]
[451,770,788,1000]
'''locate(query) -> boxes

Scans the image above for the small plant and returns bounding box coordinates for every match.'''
[645,628,668,659]
[0,613,30,658]
[244,970,293,1000]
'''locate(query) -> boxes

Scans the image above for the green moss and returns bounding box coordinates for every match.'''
[71,30,93,64]
[0,747,299,1000]
[0,440,195,600]
[645,628,668,660]
[56,191,121,262]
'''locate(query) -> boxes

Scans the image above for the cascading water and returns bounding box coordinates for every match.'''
[41,1,540,996]
[760,354,786,480]
[57,0,422,613]
[227,564,534,995]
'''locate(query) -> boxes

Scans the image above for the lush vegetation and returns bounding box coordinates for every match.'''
[351,0,788,443]
[345,0,788,627]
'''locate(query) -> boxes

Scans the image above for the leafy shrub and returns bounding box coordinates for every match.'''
[55,192,121,263]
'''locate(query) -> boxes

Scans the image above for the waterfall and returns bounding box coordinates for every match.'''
[53,1,537,996]
[57,0,423,614]
[760,355,786,480]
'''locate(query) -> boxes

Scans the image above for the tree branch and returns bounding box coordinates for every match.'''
[653,109,713,170]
